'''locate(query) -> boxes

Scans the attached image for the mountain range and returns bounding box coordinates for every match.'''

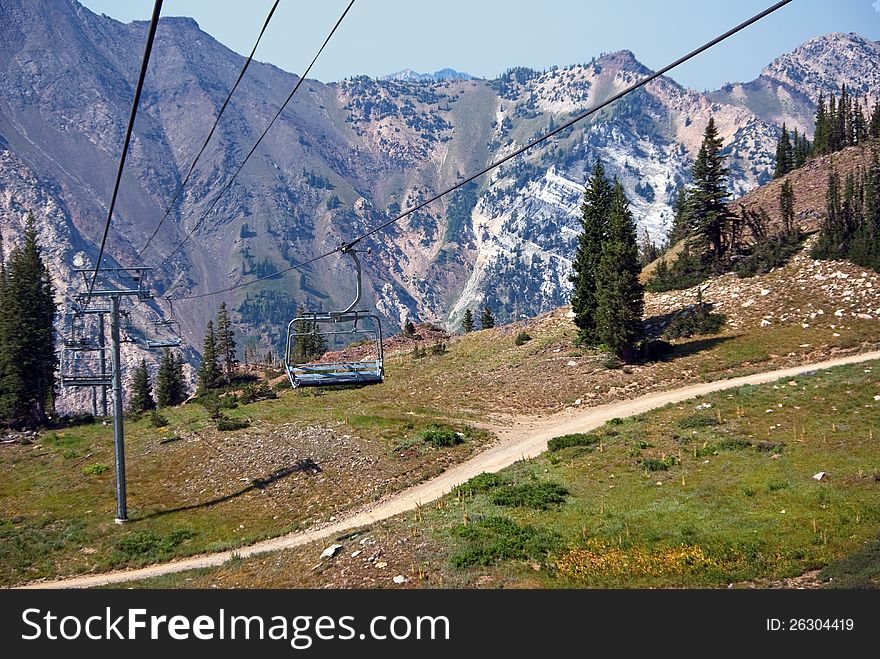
[1,0,879,392]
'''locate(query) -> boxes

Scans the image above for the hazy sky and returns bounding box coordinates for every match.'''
[79,0,880,90]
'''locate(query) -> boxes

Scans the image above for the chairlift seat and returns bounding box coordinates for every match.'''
[145,338,183,349]
[287,360,383,388]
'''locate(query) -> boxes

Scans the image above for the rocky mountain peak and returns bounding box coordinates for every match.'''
[760,31,880,102]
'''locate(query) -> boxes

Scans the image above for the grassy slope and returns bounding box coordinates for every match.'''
[130,359,880,589]
[4,246,880,585]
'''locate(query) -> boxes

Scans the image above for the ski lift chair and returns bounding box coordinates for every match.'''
[284,247,384,388]
[59,344,112,387]
[144,297,183,349]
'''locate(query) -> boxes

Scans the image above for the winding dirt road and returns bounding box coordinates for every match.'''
[20,350,880,589]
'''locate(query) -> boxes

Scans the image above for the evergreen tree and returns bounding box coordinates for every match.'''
[812,167,846,260]
[779,179,797,239]
[638,228,661,267]
[689,117,733,260]
[666,187,690,244]
[856,150,880,269]
[215,303,237,384]
[128,358,155,413]
[773,123,794,178]
[813,92,829,155]
[155,348,187,407]
[793,130,811,168]
[569,160,612,344]
[853,102,867,146]
[595,181,644,361]
[828,92,842,152]
[479,305,495,330]
[196,320,222,393]
[290,305,326,363]
[461,308,474,333]
[0,216,56,428]
[870,102,880,140]
[403,319,416,336]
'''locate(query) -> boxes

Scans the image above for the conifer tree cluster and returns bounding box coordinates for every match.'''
[289,304,327,364]
[812,152,880,272]
[0,216,57,429]
[570,161,644,360]
[773,123,812,178]
[813,87,877,157]
[196,304,241,394]
[155,347,187,407]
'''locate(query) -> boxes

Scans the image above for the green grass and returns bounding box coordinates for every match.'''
[417,360,880,588]
[0,384,491,586]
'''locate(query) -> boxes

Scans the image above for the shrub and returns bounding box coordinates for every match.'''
[489,481,569,509]
[420,425,465,447]
[514,331,532,346]
[149,410,169,428]
[602,353,623,369]
[449,516,562,568]
[548,433,600,452]
[216,417,250,432]
[642,455,678,471]
[677,415,718,429]
[240,381,278,404]
[663,305,726,339]
[454,472,506,496]
[735,234,804,278]
[82,463,109,476]
[428,342,447,356]
[197,394,222,419]
[114,529,196,560]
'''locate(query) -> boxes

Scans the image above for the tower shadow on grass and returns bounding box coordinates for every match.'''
[134,458,322,521]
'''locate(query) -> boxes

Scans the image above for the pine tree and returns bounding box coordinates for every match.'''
[870,102,880,140]
[290,305,326,363]
[813,92,829,155]
[774,123,794,178]
[666,187,690,244]
[569,160,612,344]
[813,167,846,260]
[779,179,797,239]
[155,348,187,407]
[793,130,811,168]
[196,320,222,394]
[595,181,644,361]
[840,85,852,148]
[479,305,495,330]
[215,303,237,384]
[689,117,733,260]
[828,92,841,152]
[461,308,474,333]
[859,150,880,270]
[853,102,867,146]
[0,216,56,428]
[638,228,660,267]
[128,358,155,413]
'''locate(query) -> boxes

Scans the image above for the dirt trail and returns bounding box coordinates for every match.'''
[20,350,880,589]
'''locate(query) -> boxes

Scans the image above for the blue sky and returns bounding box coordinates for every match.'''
[80,0,879,90]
